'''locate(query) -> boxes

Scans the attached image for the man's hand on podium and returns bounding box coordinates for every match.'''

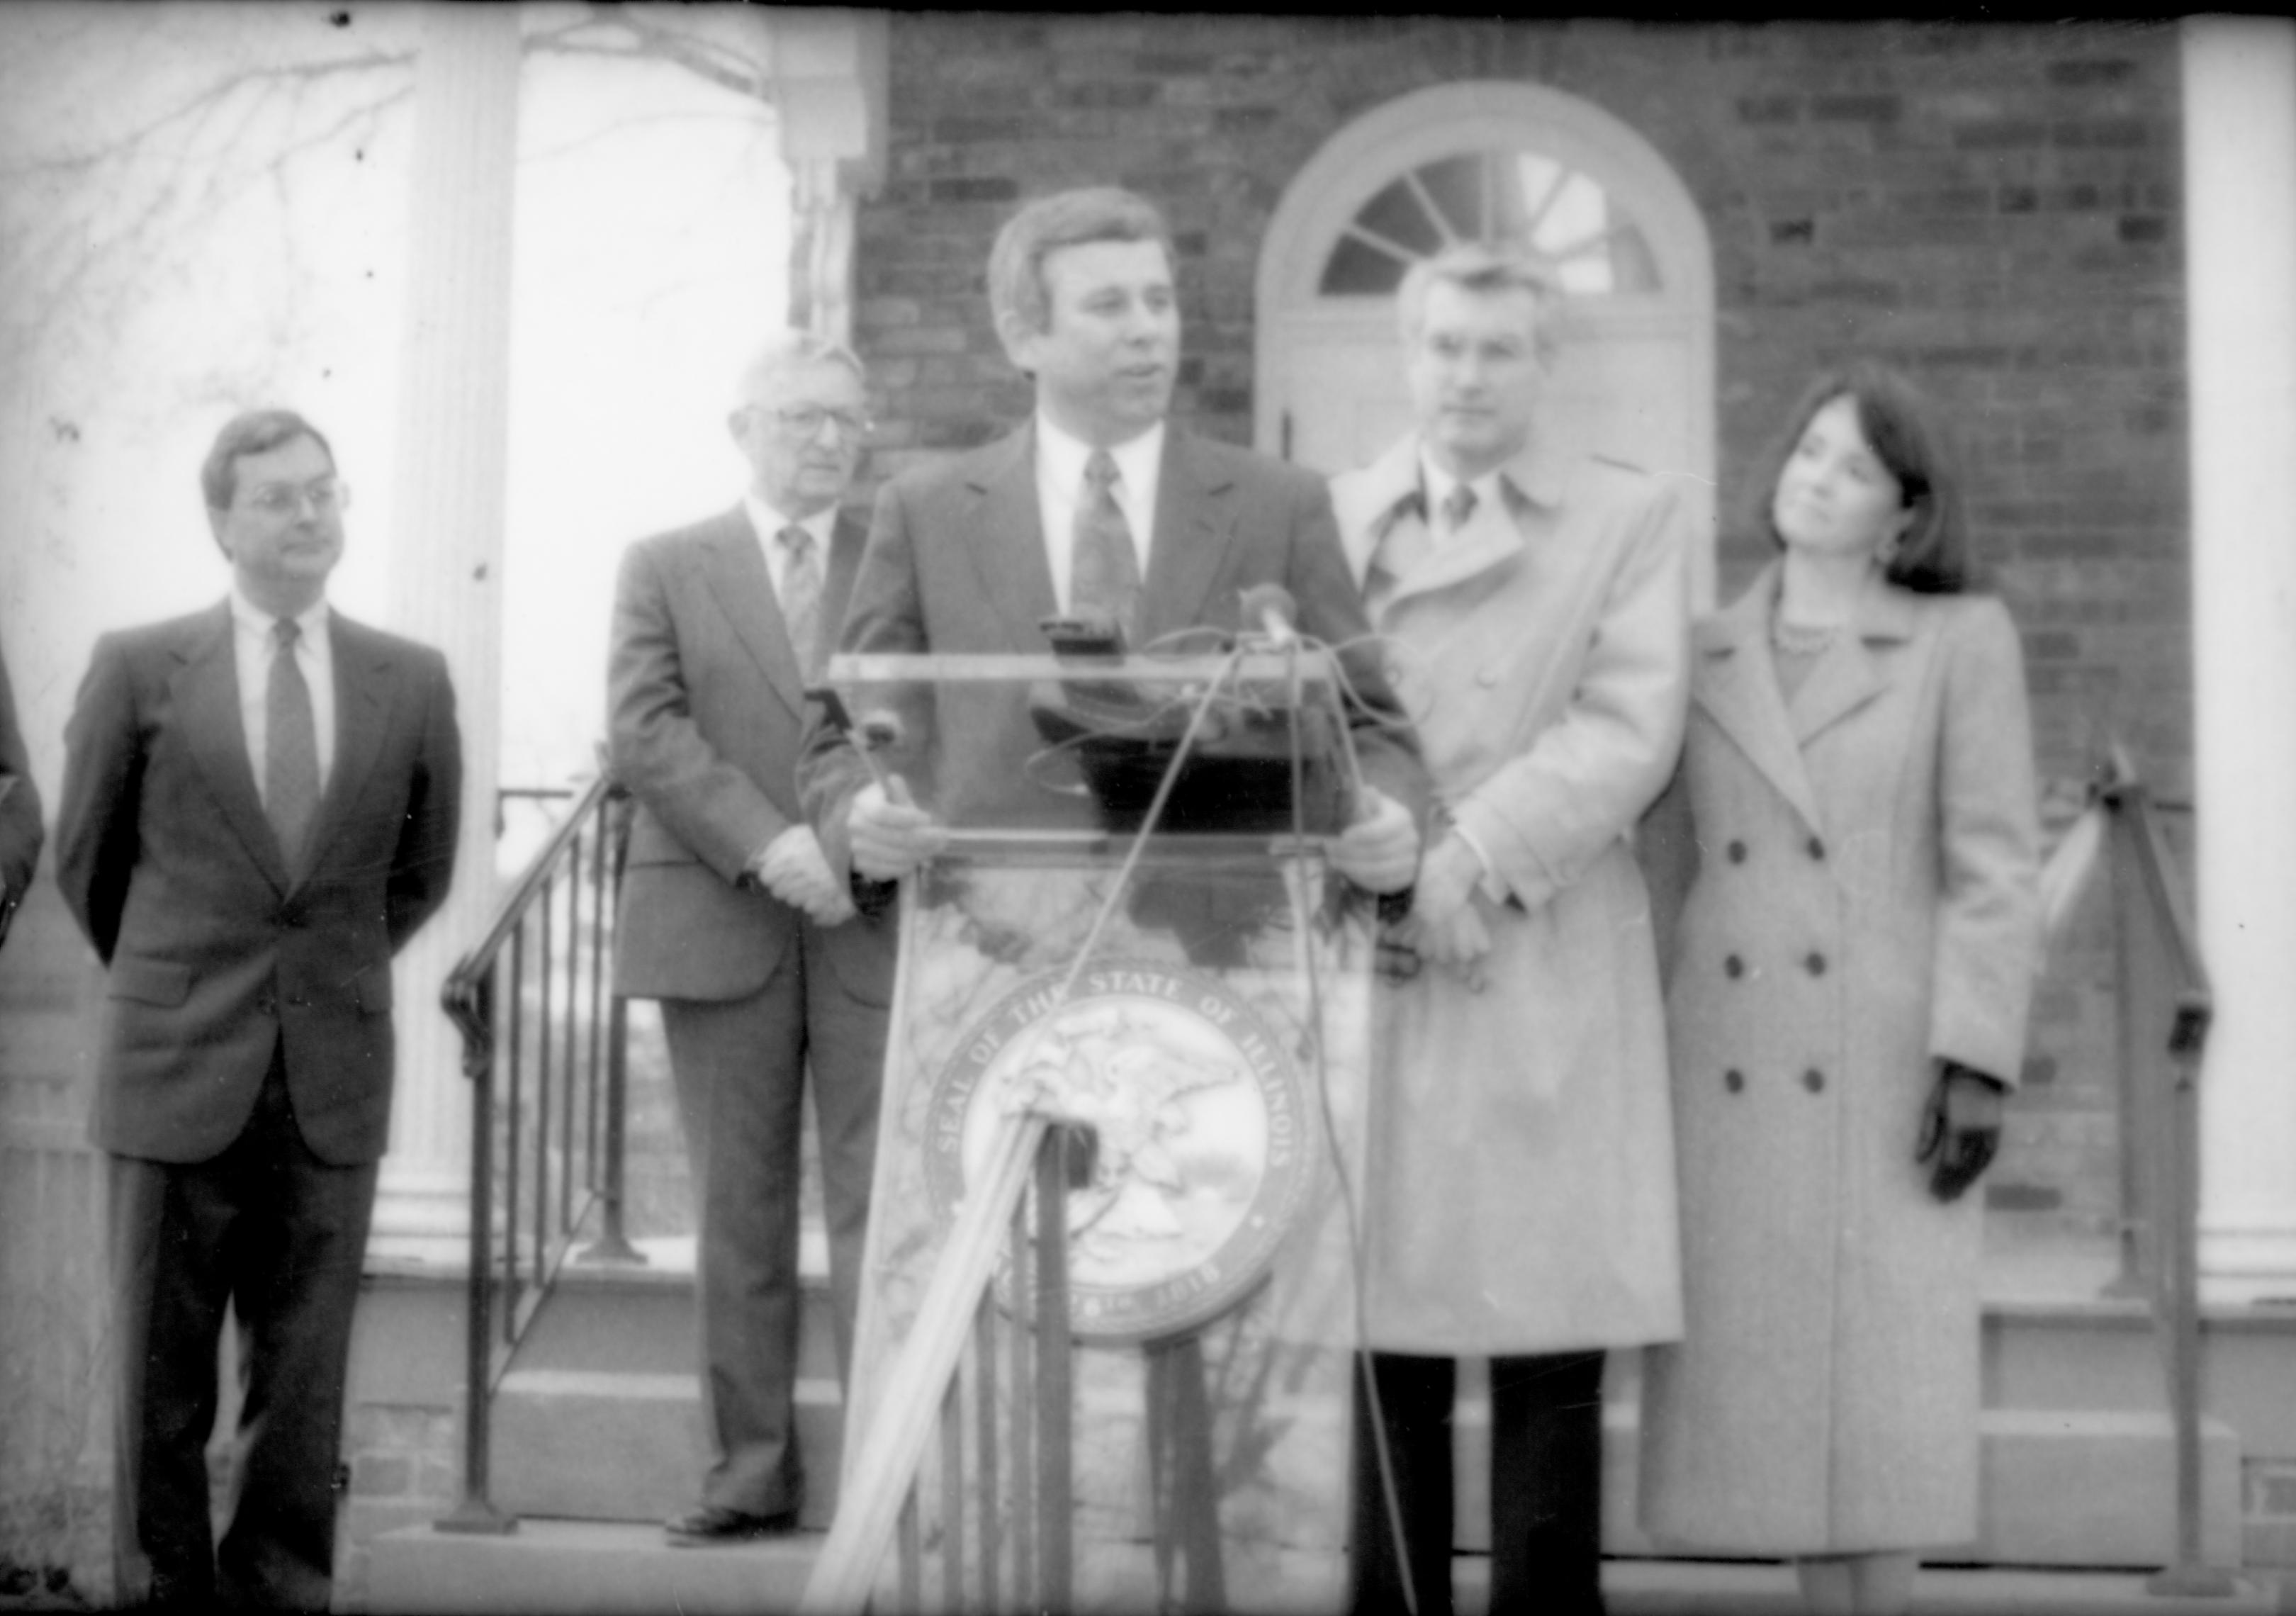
[1328,786,1419,895]
[848,776,949,882]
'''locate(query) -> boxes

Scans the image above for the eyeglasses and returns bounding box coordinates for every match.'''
[762,405,872,440]
[242,478,350,517]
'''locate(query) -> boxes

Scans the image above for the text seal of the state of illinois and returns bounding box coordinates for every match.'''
[923,961,1315,1344]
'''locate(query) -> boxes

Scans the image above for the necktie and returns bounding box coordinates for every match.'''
[266,618,320,875]
[1442,481,1478,534]
[778,524,823,676]
[1071,449,1142,641]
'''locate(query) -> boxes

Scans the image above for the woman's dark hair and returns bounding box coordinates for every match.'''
[1750,363,1971,595]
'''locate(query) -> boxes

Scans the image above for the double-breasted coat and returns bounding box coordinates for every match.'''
[1637,564,2042,1554]
[1331,436,1691,1354]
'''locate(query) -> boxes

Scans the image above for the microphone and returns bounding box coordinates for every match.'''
[1237,583,1298,648]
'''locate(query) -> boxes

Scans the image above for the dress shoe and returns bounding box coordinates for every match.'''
[664,1503,801,1547]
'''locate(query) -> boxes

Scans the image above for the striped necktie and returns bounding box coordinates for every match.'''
[266,617,320,875]
[778,524,823,677]
[1071,449,1142,643]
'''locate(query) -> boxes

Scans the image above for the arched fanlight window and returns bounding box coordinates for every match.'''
[1317,150,1661,297]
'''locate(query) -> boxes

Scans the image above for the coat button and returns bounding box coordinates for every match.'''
[1724,953,1744,979]
[1726,840,1748,863]
[1807,836,1826,860]
[1803,1068,1825,1093]
[1723,1068,1745,1094]
[1476,668,1499,688]
[1806,952,1827,976]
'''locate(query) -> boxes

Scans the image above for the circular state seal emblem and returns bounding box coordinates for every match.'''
[923,961,1315,1344]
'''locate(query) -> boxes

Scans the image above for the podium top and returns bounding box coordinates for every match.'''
[816,644,1360,839]
[821,646,1344,689]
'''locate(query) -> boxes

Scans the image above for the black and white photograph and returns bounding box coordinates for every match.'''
[0,9,2290,1615]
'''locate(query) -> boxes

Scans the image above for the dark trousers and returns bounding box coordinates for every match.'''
[660,926,884,1518]
[1349,1349,1608,1616]
[108,1044,379,1611]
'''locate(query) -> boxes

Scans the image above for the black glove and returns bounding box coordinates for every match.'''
[1915,1060,2005,1203]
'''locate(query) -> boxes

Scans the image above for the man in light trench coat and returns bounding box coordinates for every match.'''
[1331,242,1692,1615]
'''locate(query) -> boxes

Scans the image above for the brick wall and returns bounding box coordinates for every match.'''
[852,16,2188,1237]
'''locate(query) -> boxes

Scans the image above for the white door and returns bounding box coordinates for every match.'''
[1257,83,1718,605]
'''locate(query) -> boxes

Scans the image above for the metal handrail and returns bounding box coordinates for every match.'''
[436,771,641,1536]
[2088,767,2231,1597]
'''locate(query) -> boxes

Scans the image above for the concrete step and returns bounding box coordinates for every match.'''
[1439,1357,2244,1570]
[485,1234,847,1529]
[490,1369,846,1529]
[366,1517,820,1615]
[362,1523,2283,1616]
[503,1234,840,1381]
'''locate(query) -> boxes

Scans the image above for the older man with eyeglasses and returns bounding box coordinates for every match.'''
[607,332,896,1545]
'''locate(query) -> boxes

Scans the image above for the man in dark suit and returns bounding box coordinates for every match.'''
[802,185,1426,889]
[608,333,895,1545]
[56,409,461,1610]
[0,634,40,949]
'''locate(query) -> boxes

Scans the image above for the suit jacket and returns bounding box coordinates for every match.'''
[1331,434,1690,1353]
[0,637,41,943]
[56,603,461,1167]
[800,422,1429,858]
[609,505,894,1004]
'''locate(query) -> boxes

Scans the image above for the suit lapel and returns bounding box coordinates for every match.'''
[306,612,400,888]
[1693,570,1826,834]
[961,427,1061,648]
[1142,429,1229,639]
[701,507,808,721]
[820,509,870,656]
[175,602,292,894]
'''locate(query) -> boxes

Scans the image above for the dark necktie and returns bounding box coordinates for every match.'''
[266,618,320,875]
[1442,481,1478,534]
[1071,449,1142,641]
[778,524,823,677]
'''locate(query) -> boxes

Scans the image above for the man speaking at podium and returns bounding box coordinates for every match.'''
[800,184,1426,892]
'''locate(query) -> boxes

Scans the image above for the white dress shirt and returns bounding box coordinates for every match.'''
[1416,449,1506,547]
[741,491,837,608]
[1034,415,1163,617]
[230,588,336,808]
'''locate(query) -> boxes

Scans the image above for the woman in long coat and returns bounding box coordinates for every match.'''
[1638,365,2042,1616]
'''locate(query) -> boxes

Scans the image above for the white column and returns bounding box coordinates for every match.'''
[769,10,888,340]
[2185,18,2296,1303]
[371,4,521,1256]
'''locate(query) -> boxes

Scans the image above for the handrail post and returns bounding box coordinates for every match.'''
[2103,789,2159,1301]
[1034,1126,1073,1612]
[2146,1009,2234,1597]
[437,960,514,1534]
[580,785,642,1266]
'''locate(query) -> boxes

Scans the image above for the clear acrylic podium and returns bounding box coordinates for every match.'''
[805,646,1382,1615]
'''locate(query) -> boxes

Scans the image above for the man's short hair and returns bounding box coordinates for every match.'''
[733,330,867,410]
[988,186,1174,337]
[1396,244,1568,364]
[201,410,334,512]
